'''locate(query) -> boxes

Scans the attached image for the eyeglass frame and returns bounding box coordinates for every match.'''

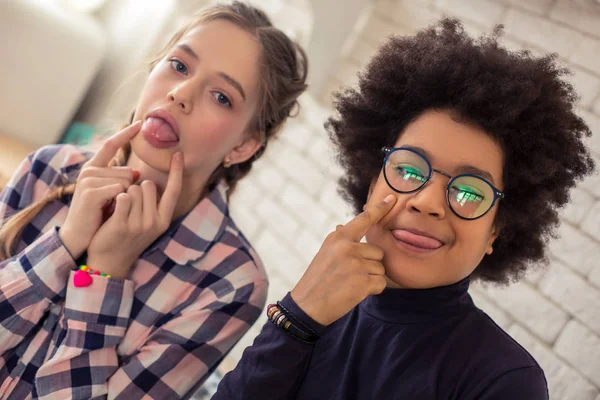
[381,147,505,220]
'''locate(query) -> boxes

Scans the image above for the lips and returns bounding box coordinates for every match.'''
[392,229,444,250]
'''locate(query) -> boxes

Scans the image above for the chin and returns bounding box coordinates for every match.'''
[385,266,434,289]
[130,136,173,172]
[382,249,448,289]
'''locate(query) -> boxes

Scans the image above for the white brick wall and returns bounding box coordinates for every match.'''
[539,261,600,335]
[554,320,600,387]
[216,1,600,399]
[549,222,600,276]
[477,281,569,343]
[509,324,598,400]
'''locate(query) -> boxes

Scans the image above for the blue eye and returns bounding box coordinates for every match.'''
[170,60,188,75]
[212,92,232,108]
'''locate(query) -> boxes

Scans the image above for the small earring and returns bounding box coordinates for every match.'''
[223,157,232,168]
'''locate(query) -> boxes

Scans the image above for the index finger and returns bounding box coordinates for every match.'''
[158,152,184,222]
[87,120,142,167]
[341,194,397,241]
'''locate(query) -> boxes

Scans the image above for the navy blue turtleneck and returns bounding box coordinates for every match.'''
[213,277,548,399]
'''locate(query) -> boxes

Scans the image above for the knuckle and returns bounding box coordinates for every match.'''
[141,179,155,189]
[78,168,91,179]
[103,138,118,150]
[79,176,92,188]
[357,210,371,222]
[141,180,156,194]
[80,191,92,203]
[127,185,141,195]
[325,231,340,245]
[349,275,366,290]
[348,257,362,270]
[332,241,350,258]
[371,246,385,261]
[117,193,130,202]
[142,221,154,232]
[158,220,170,232]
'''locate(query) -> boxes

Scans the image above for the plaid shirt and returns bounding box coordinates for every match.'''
[0,145,268,399]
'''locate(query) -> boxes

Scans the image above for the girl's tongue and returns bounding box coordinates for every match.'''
[145,117,178,142]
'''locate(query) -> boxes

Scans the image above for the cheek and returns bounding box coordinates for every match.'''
[135,72,165,117]
[188,110,239,147]
[182,110,244,164]
[451,219,495,265]
[367,172,391,203]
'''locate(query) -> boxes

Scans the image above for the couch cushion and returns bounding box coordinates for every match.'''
[0,135,35,188]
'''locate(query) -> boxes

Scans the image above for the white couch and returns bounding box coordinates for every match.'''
[0,0,106,184]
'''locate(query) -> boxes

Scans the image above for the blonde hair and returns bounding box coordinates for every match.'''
[0,2,308,260]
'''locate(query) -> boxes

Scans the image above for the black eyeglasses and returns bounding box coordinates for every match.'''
[382,147,505,220]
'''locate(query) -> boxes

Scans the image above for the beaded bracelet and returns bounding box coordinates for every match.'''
[266,303,319,344]
[73,265,111,288]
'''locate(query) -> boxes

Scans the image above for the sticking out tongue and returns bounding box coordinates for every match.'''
[392,230,443,249]
[145,117,178,142]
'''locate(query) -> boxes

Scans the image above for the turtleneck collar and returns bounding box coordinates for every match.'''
[361,275,474,324]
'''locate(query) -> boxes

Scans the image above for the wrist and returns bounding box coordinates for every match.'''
[267,303,320,344]
[58,227,86,260]
[85,256,131,280]
[289,290,329,326]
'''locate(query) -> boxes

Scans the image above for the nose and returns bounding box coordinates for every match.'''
[167,82,193,113]
[404,175,447,219]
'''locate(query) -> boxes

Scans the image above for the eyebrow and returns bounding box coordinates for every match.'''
[175,43,247,101]
[402,145,497,184]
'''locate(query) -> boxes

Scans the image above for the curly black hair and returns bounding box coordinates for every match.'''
[326,18,595,284]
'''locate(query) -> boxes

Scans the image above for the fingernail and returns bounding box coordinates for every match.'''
[382,194,395,204]
[132,170,141,182]
[175,152,183,165]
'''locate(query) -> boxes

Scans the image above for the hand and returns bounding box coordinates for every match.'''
[85,152,184,279]
[290,194,397,326]
[59,121,142,260]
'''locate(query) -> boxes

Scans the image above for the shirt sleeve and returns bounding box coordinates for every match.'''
[33,273,268,399]
[213,292,327,400]
[0,149,78,357]
[478,366,549,400]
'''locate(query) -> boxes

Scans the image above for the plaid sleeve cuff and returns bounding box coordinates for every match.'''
[22,227,77,302]
[64,273,134,328]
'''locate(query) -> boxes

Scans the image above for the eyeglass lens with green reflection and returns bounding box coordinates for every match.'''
[381,147,505,220]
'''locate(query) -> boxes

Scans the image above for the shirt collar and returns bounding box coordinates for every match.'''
[59,147,92,183]
[153,180,230,265]
[361,275,474,324]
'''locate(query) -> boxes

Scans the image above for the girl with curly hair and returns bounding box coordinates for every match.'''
[0,2,307,398]
[213,18,594,400]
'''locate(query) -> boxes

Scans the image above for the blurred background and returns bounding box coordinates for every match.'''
[1,0,599,398]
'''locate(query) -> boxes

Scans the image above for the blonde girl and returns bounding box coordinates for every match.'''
[0,2,307,398]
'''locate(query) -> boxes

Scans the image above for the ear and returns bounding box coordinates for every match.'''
[227,134,263,165]
[485,224,501,255]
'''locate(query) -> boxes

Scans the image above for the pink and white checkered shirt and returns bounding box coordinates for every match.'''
[0,144,268,399]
